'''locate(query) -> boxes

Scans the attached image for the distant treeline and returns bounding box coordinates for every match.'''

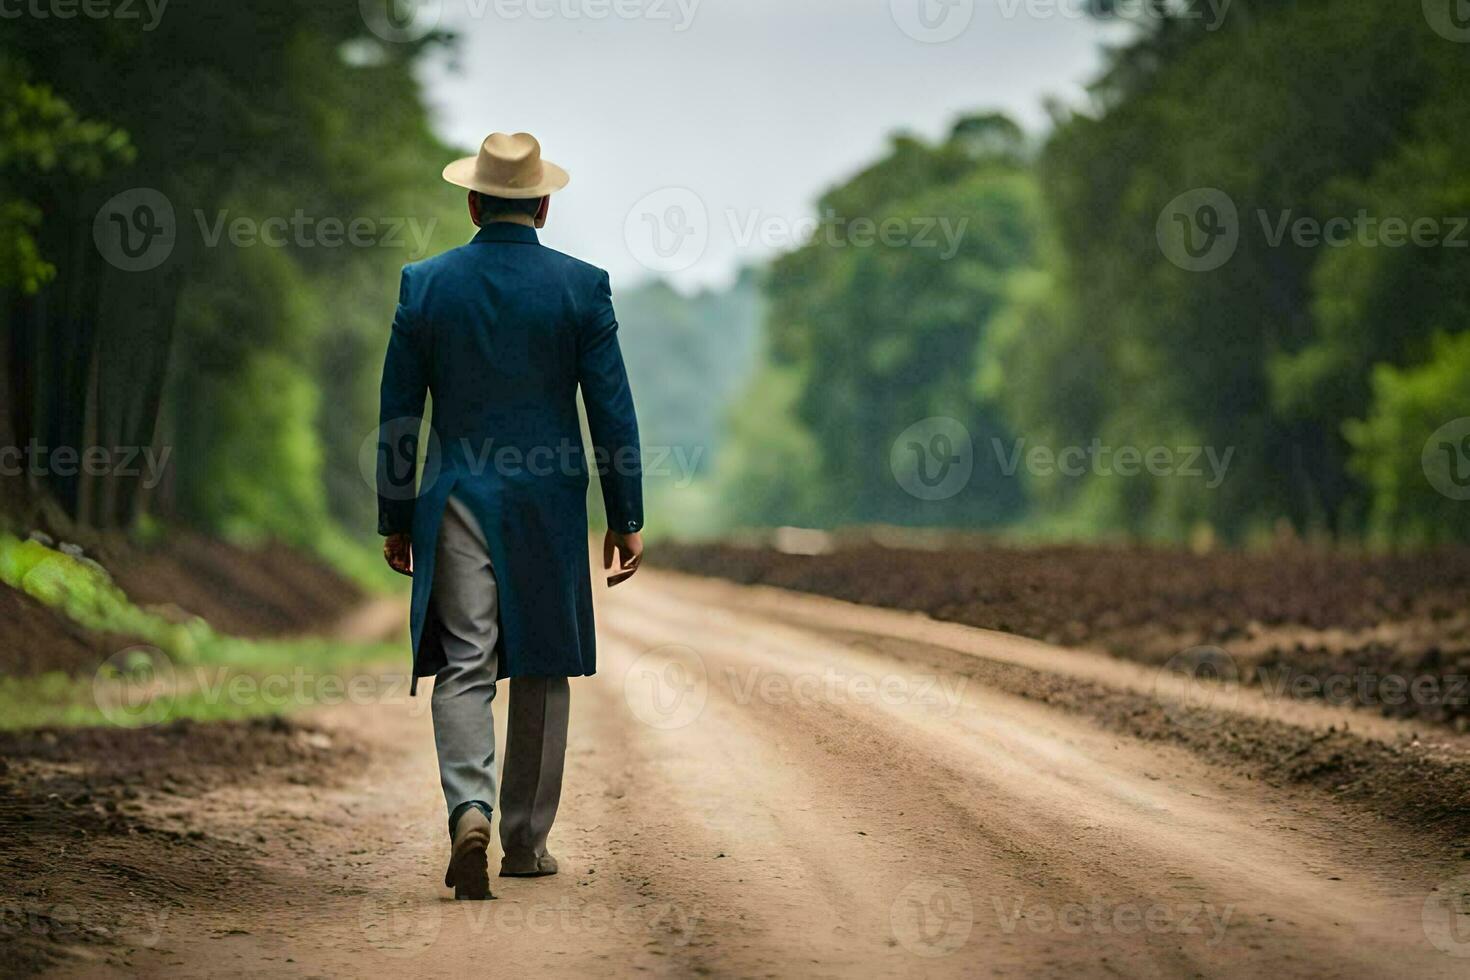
[716,0,1470,545]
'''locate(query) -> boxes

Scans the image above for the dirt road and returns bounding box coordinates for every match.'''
[49,570,1470,978]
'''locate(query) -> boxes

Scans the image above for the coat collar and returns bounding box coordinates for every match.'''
[471,221,540,246]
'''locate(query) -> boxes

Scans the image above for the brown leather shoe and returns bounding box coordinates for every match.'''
[445,807,494,900]
[500,850,558,878]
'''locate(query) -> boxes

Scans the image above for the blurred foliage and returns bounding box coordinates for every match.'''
[0,64,134,293]
[722,0,1470,543]
[0,533,205,653]
[1,3,463,563]
[4,0,1468,568]
[614,268,763,534]
[1014,0,1470,541]
[1345,331,1470,544]
[725,114,1037,528]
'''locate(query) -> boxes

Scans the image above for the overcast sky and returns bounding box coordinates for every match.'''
[413,0,1129,291]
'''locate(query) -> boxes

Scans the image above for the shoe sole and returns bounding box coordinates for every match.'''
[500,854,558,878]
[449,826,493,900]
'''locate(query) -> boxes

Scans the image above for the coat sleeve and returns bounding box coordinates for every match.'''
[377,267,430,537]
[578,270,644,534]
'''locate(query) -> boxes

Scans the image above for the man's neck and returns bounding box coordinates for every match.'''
[482,213,536,229]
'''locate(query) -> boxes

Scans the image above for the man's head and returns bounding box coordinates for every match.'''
[442,132,567,231]
[468,191,551,229]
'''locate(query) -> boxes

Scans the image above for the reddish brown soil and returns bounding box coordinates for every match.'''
[105,532,364,640]
[653,541,1470,728]
[0,717,364,977]
[0,587,138,678]
[0,532,367,678]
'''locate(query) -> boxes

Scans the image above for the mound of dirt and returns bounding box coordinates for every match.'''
[654,541,1470,728]
[0,531,368,678]
[0,716,364,976]
[106,531,364,640]
[0,587,140,678]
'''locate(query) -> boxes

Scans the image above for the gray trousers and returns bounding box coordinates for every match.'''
[429,495,569,861]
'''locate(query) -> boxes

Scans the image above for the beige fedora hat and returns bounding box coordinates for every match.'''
[442,132,569,199]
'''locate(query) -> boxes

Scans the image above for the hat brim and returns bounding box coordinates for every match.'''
[441,155,570,198]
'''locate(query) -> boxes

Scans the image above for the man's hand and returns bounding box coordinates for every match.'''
[383,533,413,577]
[603,529,643,587]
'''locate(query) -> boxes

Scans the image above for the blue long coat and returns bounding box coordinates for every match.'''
[376,222,643,692]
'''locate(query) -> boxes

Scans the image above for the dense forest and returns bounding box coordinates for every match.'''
[2,0,1466,563]
[0,2,466,577]
[718,0,1470,545]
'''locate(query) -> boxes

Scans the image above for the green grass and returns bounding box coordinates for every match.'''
[0,533,407,730]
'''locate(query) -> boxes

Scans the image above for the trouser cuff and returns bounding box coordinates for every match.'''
[448,799,493,840]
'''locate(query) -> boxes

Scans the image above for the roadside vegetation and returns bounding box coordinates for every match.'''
[0,533,399,730]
